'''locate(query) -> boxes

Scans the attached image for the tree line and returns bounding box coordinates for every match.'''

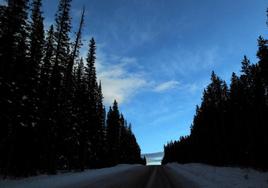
[162,10,268,169]
[0,0,145,177]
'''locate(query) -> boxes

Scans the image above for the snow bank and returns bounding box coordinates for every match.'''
[0,164,141,188]
[167,163,268,188]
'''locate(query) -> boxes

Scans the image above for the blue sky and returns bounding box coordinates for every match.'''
[1,0,267,154]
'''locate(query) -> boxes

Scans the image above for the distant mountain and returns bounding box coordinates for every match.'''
[142,152,164,165]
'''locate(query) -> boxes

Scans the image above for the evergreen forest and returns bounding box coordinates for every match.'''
[162,9,268,170]
[0,0,145,177]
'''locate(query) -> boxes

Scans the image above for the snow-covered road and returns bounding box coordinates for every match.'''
[1,163,268,188]
[0,165,189,188]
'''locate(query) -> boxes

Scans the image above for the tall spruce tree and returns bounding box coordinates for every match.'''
[85,37,99,167]
[95,81,106,167]
[64,6,84,89]
[39,25,54,99]
[38,25,55,173]
[62,7,85,170]
[106,101,121,166]
[163,54,268,169]
[0,0,29,80]
[46,0,72,171]
[0,0,145,177]
[49,0,72,102]
[74,58,88,170]
[29,0,44,71]
[255,36,268,168]
[20,0,46,175]
[0,0,32,177]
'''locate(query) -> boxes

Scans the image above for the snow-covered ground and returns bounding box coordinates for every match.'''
[1,163,268,188]
[167,163,268,188]
[0,164,142,188]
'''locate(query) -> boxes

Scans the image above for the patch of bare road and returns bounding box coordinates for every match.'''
[83,165,197,188]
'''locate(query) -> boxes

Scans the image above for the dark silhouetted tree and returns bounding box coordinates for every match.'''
[163,48,268,169]
[0,0,144,177]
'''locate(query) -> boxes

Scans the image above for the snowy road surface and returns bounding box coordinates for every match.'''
[1,163,268,188]
[0,165,192,188]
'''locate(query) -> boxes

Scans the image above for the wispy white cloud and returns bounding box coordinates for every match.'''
[159,46,220,78]
[95,51,148,105]
[100,76,146,105]
[153,80,180,92]
[178,82,205,95]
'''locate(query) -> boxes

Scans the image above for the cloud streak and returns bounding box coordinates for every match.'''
[95,52,147,105]
[158,46,220,78]
[153,80,180,92]
[100,75,146,105]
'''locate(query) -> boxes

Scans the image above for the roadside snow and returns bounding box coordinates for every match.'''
[2,163,267,188]
[167,163,268,188]
[0,164,141,188]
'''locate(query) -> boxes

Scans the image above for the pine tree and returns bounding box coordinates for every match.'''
[0,0,32,177]
[73,58,88,170]
[0,0,29,80]
[124,124,142,164]
[106,101,121,166]
[29,0,44,71]
[84,37,99,167]
[255,36,268,168]
[64,6,84,89]
[257,36,268,104]
[85,38,97,88]
[40,25,54,98]
[60,7,85,170]
[95,81,106,167]
[48,0,72,171]
[37,25,55,173]
[49,0,72,102]
[20,0,46,175]
[53,0,71,70]
[28,0,45,109]
[0,0,145,176]
[106,101,143,166]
